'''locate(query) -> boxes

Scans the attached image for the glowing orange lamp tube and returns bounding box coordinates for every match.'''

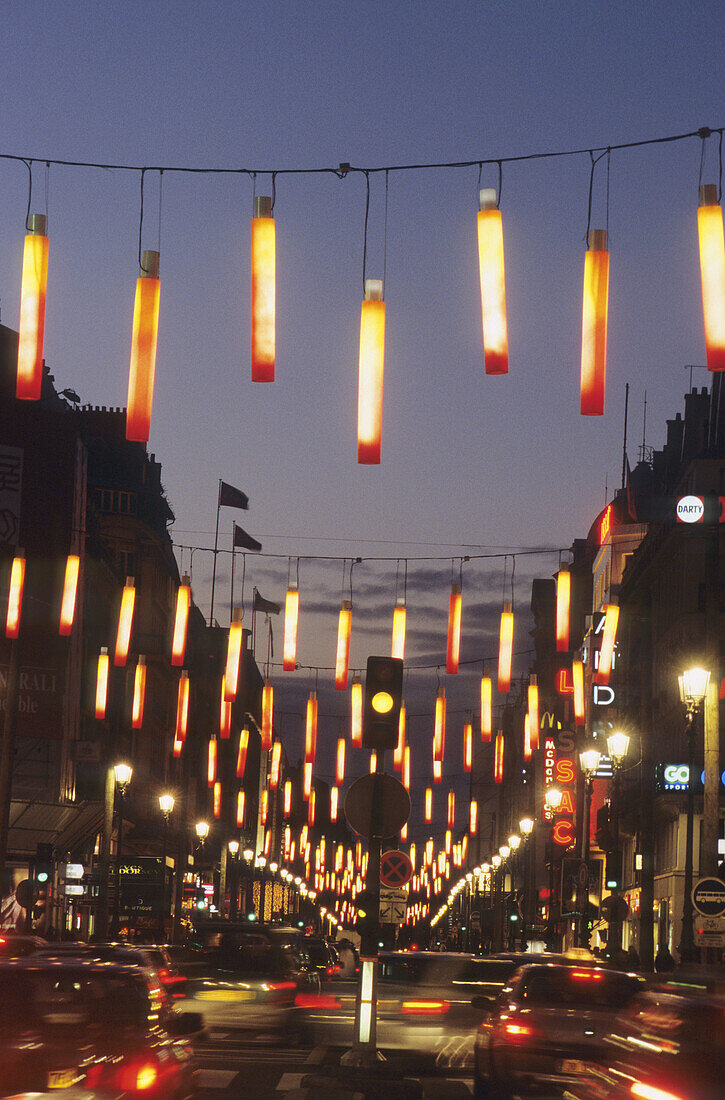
[391,603,406,660]
[307,789,316,828]
[394,704,406,770]
[131,656,146,729]
[424,788,433,823]
[336,738,346,785]
[528,675,539,749]
[224,609,243,700]
[219,677,232,739]
[334,600,352,689]
[59,554,80,636]
[357,278,385,464]
[270,741,282,788]
[114,578,136,666]
[260,789,269,826]
[463,722,473,772]
[596,602,619,684]
[261,680,274,750]
[433,689,446,764]
[573,660,585,725]
[283,780,292,817]
[447,791,455,830]
[330,786,339,823]
[236,727,249,777]
[350,676,363,745]
[126,249,160,442]
[698,185,725,371]
[403,746,411,790]
[303,761,313,801]
[236,790,245,827]
[556,568,571,652]
[207,738,217,786]
[95,647,109,720]
[171,576,191,666]
[283,587,299,670]
[305,692,318,763]
[433,757,442,783]
[494,730,504,784]
[175,671,189,741]
[212,781,221,819]
[446,584,462,674]
[498,603,514,693]
[580,229,609,415]
[524,713,532,760]
[6,553,25,639]
[469,801,478,835]
[251,196,276,382]
[16,214,49,401]
[477,190,508,375]
[480,675,492,741]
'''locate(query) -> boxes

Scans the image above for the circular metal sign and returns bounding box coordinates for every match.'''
[676,495,705,523]
[380,849,413,888]
[692,877,725,917]
[344,773,410,839]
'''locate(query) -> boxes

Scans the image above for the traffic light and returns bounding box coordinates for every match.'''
[362,656,403,751]
[605,851,622,891]
[35,842,53,886]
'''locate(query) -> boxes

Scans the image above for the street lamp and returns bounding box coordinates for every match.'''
[195,820,210,845]
[518,818,535,951]
[578,746,601,947]
[604,731,630,958]
[677,666,710,963]
[228,839,240,856]
[111,763,133,937]
[544,787,563,947]
[157,793,174,939]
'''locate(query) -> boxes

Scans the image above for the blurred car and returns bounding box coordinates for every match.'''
[36,941,188,1000]
[562,980,725,1100]
[0,955,201,1098]
[0,932,49,957]
[474,963,645,1098]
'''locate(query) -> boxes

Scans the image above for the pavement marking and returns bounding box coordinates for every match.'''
[276,1073,306,1090]
[196,1069,238,1088]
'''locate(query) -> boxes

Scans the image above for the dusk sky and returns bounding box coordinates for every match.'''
[2,3,723,828]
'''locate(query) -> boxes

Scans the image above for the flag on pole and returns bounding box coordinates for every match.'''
[219,481,249,510]
[233,523,262,552]
[253,587,281,615]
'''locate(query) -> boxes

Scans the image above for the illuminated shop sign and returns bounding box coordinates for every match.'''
[542,715,576,848]
[657,763,725,791]
[676,495,705,523]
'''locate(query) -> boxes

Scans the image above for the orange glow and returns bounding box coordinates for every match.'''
[95,648,109,719]
[171,578,190,666]
[698,187,725,371]
[524,713,532,760]
[394,703,406,770]
[336,738,345,785]
[391,603,406,660]
[175,671,190,741]
[114,579,136,666]
[236,727,249,777]
[403,746,411,790]
[447,790,455,830]
[6,554,25,638]
[444,828,452,854]
[425,839,434,865]
[284,779,292,816]
[580,231,609,416]
[131,657,146,729]
[283,587,299,670]
[334,601,352,689]
[219,677,232,739]
[251,205,276,382]
[498,604,514,692]
[261,680,273,750]
[469,800,478,835]
[463,722,473,772]
[260,789,268,826]
[596,603,619,684]
[126,252,160,441]
[350,676,363,745]
[224,613,244,700]
[212,781,221,818]
[305,692,318,763]
[400,821,408,841]
[446,585,462,673]
[494,730,504,783]
[477,196,508,375]
[357,282,385,464]
[553,819,574,846]
[370,751,377,773]
[236,789,245,826]
[173,736,183,758]
[16,223,49,400]
[433,757,442,783]
[59,554,80,635]
[433,689,446,762]
[330,785,339,822]
[270,741,282,788]
[573,660,585,724]
[303,761,313,801]
[528,676,539,749]
[308,788,316,827]
[556,568,570,652]
[599,503,613,545]
[424,787,432,823]
[207,738,217,786]
[480,675,492,741]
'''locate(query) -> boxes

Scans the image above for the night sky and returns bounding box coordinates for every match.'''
[2,3,723,832]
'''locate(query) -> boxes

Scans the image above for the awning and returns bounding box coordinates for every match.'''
[8,799,104,859]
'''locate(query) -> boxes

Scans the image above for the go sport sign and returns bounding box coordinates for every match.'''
[656,763,725,792]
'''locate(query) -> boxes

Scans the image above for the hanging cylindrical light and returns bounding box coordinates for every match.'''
[334,600,352,689]
[573,659,585,725]
[433,757,442,783]
[463,722,473,773]
[469,800,478,835]
[224,609,244,701]
[330,785,339,823]
[207,738,217,787]
[580,229,610,416]
[528,674,539,749]
[212,781,221,819]
[446,584,462,674]
[59,554,80,636]
[698,184,725,371]
[394,703,406,771]
[444,829,452,855]
[6,553,26,639]
[369,751,377,773]
[260,789,269,826]
[283,586,299,671]
[433,688,446,762]
[402,745,411,790]
[424,787,433,823]
[114,578,136,666]
[303,761,313,801]
[308,788,316,827]
[270,741,282,788]
[236,727,249,778]
[171,576,191,666]
[391,602,407,661]
[556,568,571,652]
[283,779,292,817]
[126,249,160,442]
[219,677,232,739]
[95,647,109,720]
[131,656,146,729]
[236,790,245,827]
[447,790,455,831]
[498,603,514,693]
[480,674,492,741]
[523,713,532,760]
[596,602,619,684]
[357,278,385,463]
[175,671,189,742]
[251,195,276,382]
[261,680,274,750]
[336,738,346,786]
[16,214,49,401]
[305,692,318,763]
[350,676,363,745]
[494,730,504,784]
[477,189,508,375]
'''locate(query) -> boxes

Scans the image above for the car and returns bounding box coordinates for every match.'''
[0,932,49,956]
[35,940,189,1000]
[474,962,645,1098]
[561,980,725,1100]
[0,955,201,1098]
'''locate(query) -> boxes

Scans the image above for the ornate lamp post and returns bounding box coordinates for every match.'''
[519,816,535,951]
[578,746,601,948]
[158,793,175,939]
[677,666,710,963]
[605,731,630,957]
[111,763,132,938]
[195,820,210,846]
[544,786,563,947]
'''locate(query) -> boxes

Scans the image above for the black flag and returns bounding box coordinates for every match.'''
[233,523,262,552]
[252,587,281,615]
[219,481,249,510]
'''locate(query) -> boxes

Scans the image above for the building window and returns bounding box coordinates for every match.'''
[118,491,137,514]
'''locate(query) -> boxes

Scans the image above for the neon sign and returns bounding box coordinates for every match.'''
[599,504,612,545]
[542,717,577,848]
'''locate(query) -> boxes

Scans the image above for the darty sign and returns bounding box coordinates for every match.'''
[676,496,705,523]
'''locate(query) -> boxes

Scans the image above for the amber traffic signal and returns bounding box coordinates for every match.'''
[363,655,403,751]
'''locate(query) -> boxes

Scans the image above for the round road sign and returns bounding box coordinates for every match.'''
[380,849,413,888]
[344,773,410,838]
[692,877,725,917]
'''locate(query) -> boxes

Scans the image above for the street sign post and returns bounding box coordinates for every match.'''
[379,887,407,924]
[692,877,725,918]
[380,849,412,889]
[344,773,410,839]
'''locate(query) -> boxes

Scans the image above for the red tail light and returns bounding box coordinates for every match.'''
[268,981,297,991]
[326,965,334,977]
[630,1084,686,1100]
[499,1015,541,1043]
[570,969,603,981]
[401,999,450,1015]
[294,992,342,1009]
[85,1057,159,1092]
